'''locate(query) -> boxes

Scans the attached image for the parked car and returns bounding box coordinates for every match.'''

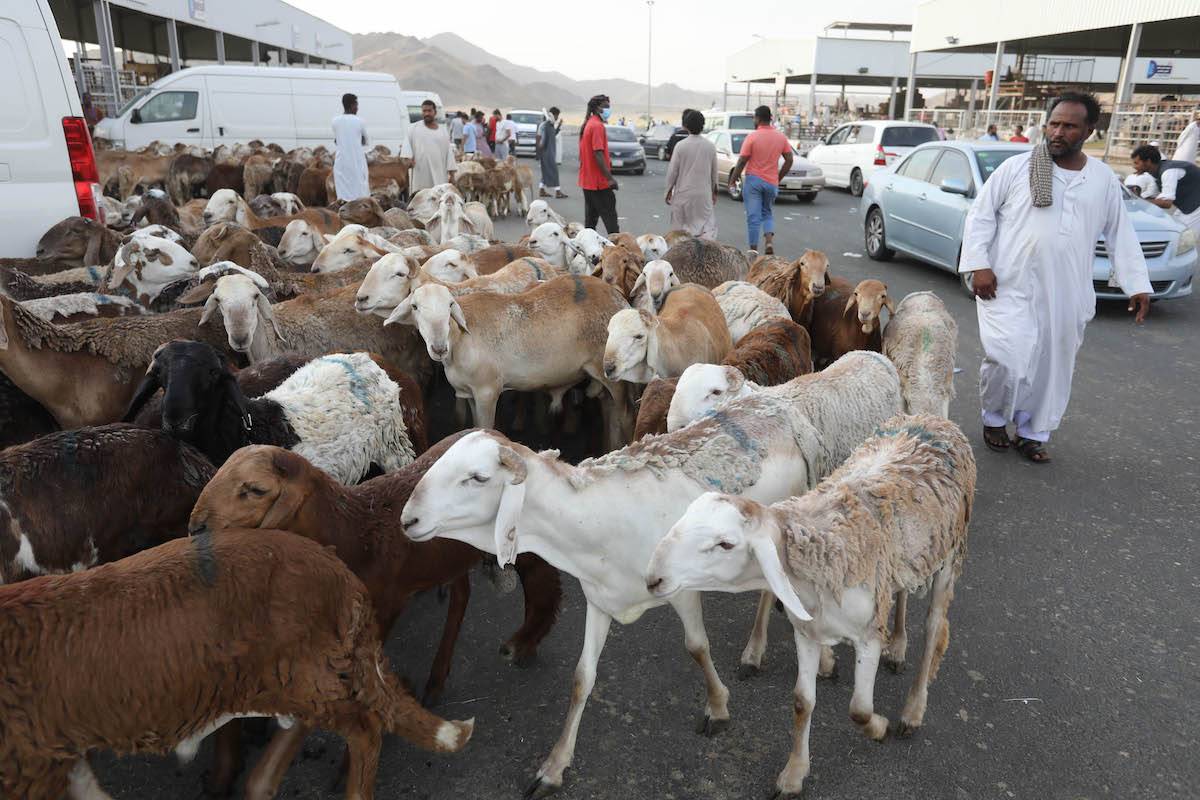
[643,123,686,160]
[605,126,646,175]
[94,65,410,152]
[510,109,545,157]
[806,120,940,197]
[1,0,103,257]
[861,141,1197,300]
[707,129,824,202]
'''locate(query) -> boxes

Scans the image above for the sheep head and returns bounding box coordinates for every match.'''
[401,430,529,567]
[421,249,477,283]
[355,253,418,318]
[604,307,657,382]
[189,445,316,534]
[339,196,386,227]
[35,216,104,264]
[203,189,244,226]
[597,246,645,296]
[525,199,566,228]
[311,227,389,274]
[125,340,243,439]
[667,364,753,433]
[571,228,615,267]
[793,250,830,300]
[200,274,285,360]
[132,225,185,245]
[271,192,304,215]
[644,492,812,620]
[637,234,669,261]
[528,222,569,268]
[109,235,199,297]
[844,279,892,334]
[278,219,322,267]
[632,260,680,310]
[383,283,467,362]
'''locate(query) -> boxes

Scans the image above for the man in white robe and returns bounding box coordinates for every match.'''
[960,92,1151,463]
[403,99,456,193]
[332,93,370,201]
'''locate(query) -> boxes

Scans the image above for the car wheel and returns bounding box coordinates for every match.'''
[728,173,743,202]
[659,145,667,160]
[797,193,816,203]
[864,207,894,261]
[850,168,864,197]
[633,168,644,175]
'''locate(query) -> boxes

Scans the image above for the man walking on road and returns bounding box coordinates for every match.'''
[332,93,370,201]
[1131,143,1200,236]
[537,107,566,198]
[450,111,465,154]
[404,99,457,193]
[664,109,718,238]
[495,113,517,160]
[727,105,792,255]
[960,92,1151,464]
[579,94,619,234]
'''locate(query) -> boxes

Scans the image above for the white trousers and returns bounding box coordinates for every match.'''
[981,408,1049,442]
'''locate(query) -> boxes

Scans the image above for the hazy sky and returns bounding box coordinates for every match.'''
[287,0,918,91]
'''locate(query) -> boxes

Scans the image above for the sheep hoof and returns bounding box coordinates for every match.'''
[695,714,729,738]
[523,775,562,799]
[891,719,920,739]
[736,663,762,681]
[882,656,906,674]
[769,785,807,800]
[499,641,537,668]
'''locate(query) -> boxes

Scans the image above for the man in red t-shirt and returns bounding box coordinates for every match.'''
[578,94,619,233]
[488,109,500,150]
[728,105,793,254]
[1009,124,1030,143]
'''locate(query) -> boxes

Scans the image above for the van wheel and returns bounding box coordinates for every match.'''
[728,173,743,202]
[865,208,894,261]
[850,168,865,197]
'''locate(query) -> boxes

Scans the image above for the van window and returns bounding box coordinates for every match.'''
[728,115,755,130]
[881,126,939,148]
[407,106,424,123]
[855,124,875,143]
[826,126,851,146]
[137,91,198,123]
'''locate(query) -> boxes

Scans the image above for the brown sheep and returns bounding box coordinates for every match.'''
[243,153,274,199]
[632,317,814,439]
[808,277,892,369]
[34,217,121,266]
[0,529,474,800]
[166,152,213,205]
[0,373,58,449]
[468,243,537,275]
[746,249,831,327]
[660,237,749,288]
[298,165,332,207]
[0,424,214,583]
[205,161,245,196]
[368,159,411,199]
[596,243,645,298]
[340,196,389,227]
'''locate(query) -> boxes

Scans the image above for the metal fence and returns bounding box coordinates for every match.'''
[906,108,1046,142]
[74,60,142,115]
[1103,103,1200,159]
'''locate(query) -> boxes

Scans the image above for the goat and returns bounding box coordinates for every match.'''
[397,352,901,796]
[603,284,731,383]
[882,291,958,417]
[746,250,830,327]
[644,414,974,797]
[808,278,893,369]
[0,529,474,799]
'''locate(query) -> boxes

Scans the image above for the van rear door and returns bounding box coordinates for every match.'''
[207,73,296,148]
[0,1,82,257]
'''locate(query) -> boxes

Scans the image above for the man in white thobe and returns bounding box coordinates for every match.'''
[960,92,1151,463]
[332,93,370,201]
[1132,143,1200,238]
[403,99,456,193]
[1172,112,1199,165]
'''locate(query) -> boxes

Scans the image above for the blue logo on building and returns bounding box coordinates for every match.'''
[1147,60,1173,78]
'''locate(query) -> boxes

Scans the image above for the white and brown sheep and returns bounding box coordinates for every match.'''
[603,284,731,383]
[711,280,792,343]
[746,250,831,327]
[808,277,893,369]
[882,291,958,417]
[660,237,749,288]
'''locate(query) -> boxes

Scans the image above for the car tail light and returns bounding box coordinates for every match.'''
[874,145,887,166]
[62,116,103,222]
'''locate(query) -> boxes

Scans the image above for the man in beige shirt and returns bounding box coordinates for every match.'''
[664,110,718,238]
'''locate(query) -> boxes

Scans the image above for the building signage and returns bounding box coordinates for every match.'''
[187,0,206,22]
[1146,60,1172,78]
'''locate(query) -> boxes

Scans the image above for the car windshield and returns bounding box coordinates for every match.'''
[512,113,542,125]
[607,126,637,142]
[728,116,755,130]
[974,149,1024,182]
[881,126,940,147]
[117,89,150,117]
[731,133,748,152]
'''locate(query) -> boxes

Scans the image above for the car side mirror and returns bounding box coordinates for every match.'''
[940,178,970,196]
[131,107,142,124]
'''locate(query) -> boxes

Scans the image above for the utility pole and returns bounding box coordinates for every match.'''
[646,0,654,128]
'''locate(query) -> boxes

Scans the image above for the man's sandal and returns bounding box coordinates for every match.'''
[983,425,1011,452]
[1014,437,1051,464]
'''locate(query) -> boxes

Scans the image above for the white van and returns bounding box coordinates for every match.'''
[94,66,410,152]
[400,90,443,124]
[702,111,756,134]
[806,120,941,197]
[509,109,547,157]
[0,0,103,257]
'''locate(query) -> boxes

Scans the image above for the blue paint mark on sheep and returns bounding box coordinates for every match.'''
[87,266,100,283]
[322,356,373,409]
[710,410,753,452]
[191,531,219,587]
[523,257,544,280]
[572,275,586,303]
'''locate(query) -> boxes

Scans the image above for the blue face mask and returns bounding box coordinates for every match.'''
[600,107,613,121]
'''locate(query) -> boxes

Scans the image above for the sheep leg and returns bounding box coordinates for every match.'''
[882,591,909,673]
[737,590,774,679]
[243,724,310,800]
[470,387,500,431]
[422,573,471,707]
[526,602,612,799]
[670,590,731,736]
[503,552,564,665]
[773,631,821,798]
[342,722,383,800]
[202,720,244,797]
[848,637,889,740]
[897,566,955,736]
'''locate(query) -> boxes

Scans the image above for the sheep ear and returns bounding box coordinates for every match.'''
[725,366,745,393]
[198,293,220,325]
[748,535,812,621]
[631,270,647,293]
[449,300,469,334]
[637,308,657,328]
[260,452,306,529]
[883,294,895,315]
[256,293,286,342]
[843,294,857,317]
[383,296,413,327]
[0,302,8,350]
[323,233,337,244]
[121,365,161,422]
[107,260,134,290]
[493,446,527,568]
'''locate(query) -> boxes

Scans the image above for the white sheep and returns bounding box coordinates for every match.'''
[277,219,325,267]
[571,228,615,269]
[18,292,146,323]
[129,224,185,246]
[202,188,244,225]
[430,193,494,243]
[636,234,669,261]
[882,291,958,417]
[526,222,576,270]
[420,249,479,282]
[310,226,400,273]
[106,235,199,303]
[198,274,286,360]
[711,280,791,343]
[603,284,731,383]
[629,258,680,312]
[667,363,759,432]
[397,352,902,797]
[644,414,975,797]
[526,198,567,228]
[271,192,305,215]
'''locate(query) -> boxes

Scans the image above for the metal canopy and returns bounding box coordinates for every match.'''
[923,16,1200,57]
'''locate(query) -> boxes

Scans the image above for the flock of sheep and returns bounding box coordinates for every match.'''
[0,137,975,800]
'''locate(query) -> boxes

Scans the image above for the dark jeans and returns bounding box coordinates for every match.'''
[583,188,619,233]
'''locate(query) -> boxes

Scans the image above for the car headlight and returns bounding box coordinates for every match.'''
[809,167,823,177]
[1177,228,1197,257]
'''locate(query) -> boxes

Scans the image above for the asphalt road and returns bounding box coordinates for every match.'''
[94,142,1200,799]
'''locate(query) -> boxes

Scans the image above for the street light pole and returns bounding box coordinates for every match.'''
[646,0,654,128]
